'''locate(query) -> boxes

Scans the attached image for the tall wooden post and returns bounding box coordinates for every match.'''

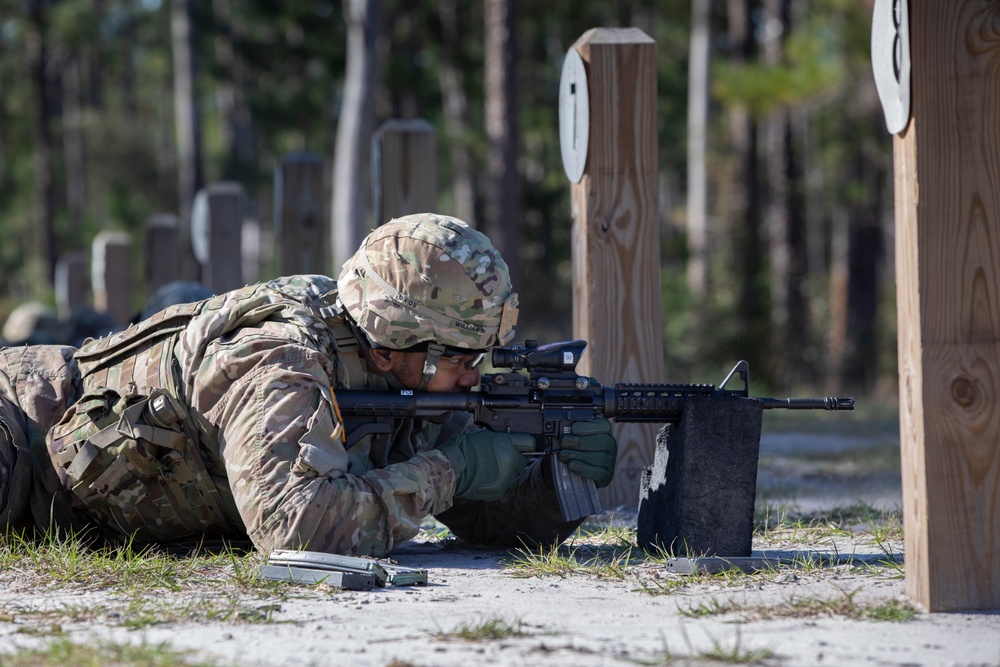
[275,152,327,276]
[54,250,90,318]
[92,231,133,327]
[192,182,245,294]
[373,119,437,225]
[891,2,1000,611]
[143,213,181,297]
[566,28,663,508]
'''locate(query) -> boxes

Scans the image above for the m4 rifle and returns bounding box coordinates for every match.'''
[335,340,854,522]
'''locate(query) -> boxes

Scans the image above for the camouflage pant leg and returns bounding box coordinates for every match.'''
[0,392,31,528]
[0,345,86,534]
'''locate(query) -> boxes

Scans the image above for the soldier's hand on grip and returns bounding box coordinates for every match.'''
[558,418,617,488]
[439,430,531,502]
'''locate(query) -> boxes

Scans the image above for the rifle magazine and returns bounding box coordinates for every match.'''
[550,454,602,521]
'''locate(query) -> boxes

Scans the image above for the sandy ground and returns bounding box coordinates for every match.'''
[70,542,1000,667]
[0,418,998,667]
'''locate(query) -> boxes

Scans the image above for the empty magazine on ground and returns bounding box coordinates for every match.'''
[258,550,428,590]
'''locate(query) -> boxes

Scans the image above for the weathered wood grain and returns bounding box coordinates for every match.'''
[194,182,245,294]
[374,119,438,225]
[276,152,327,276]
[55,250,90,318]
[92,231,133,328]
[570,28,664,508]
[143,213,181,296]
[895,1,1000,611]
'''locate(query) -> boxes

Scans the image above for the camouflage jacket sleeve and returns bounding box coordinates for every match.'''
[433,459,584,548]
[197,338,457,557]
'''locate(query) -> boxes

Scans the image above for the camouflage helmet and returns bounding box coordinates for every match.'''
[338,213,519,352]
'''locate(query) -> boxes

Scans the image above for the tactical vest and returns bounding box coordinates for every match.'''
[45,277,368,546]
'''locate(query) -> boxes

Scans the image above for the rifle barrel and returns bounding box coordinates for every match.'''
[759,397,855,411]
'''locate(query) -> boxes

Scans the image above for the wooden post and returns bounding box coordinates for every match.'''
[275,152,327,276]
[192,182,245,294]
[92,231,133,327]
[54,250,90,318]
[242,218,262,285]
[373,118,437,225]
[567,28,663,508]
[893,2,1000,611]
[143,213,181,296]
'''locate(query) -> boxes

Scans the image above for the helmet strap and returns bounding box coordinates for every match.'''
[418,342,445,391]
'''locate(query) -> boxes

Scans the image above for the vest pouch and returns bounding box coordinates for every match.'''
[47,388,194,541]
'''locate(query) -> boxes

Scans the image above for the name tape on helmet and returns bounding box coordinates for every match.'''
[452,319,487,335]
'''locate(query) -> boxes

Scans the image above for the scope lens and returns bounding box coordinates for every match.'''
[491,346,523,369]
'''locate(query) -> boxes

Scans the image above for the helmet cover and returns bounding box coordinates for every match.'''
[338,213,518,350]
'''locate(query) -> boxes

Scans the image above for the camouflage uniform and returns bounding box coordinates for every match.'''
[10,214,580,555]
[0,345,84,533]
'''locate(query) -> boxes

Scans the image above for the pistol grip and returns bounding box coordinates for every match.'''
[549,452,602,521]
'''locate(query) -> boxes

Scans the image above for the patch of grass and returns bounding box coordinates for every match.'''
[754,502,904,550]
[677,587,919,623]
[435,615,528,641]
[0,637,223,666]
[0,529,268,596]
[655,625,775,665]
[863,598,918,622]
[860,525,906,579]
[505,543,587,577]
[777,588,915,621]
[637,537,723,562]
[120,597,283,629]
[2,602,109,626]
[677,596,739,618]
[0,529,295,631]
[575,520,637,548]
[632,575,692,597]
[13,624,65,638]
[868,518,905,549]
[755,506,848,544]
[700,638,774,664]
[632,504,907,598]
[753,502,793,536]
[0,596,283,631]
[813,503,901,527]
[504,541,633,579]
[633,563,780,597]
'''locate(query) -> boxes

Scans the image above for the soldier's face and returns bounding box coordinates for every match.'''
[370,350,481,392]
[424,352,483,392]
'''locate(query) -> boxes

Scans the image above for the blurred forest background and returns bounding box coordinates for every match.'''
[0,0,894,399]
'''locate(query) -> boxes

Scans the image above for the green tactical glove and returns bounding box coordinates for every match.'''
[557,418,618,488]
[439,430,533,502]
